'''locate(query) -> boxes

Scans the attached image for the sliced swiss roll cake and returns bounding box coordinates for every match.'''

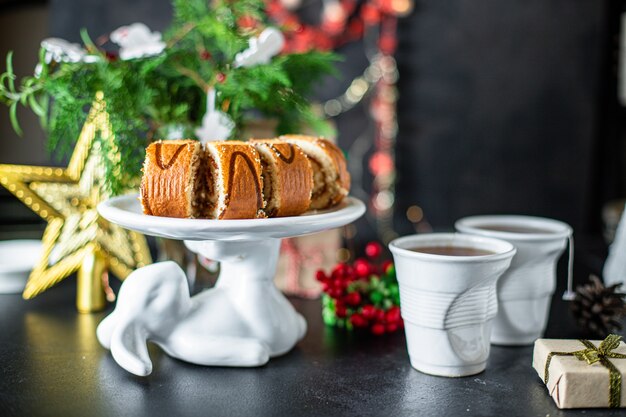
[140,140,206,218]
[204,141,266,219]
[280,135,351,210]
[251,139,314,217]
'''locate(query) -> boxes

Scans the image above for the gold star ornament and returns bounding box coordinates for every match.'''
[0,92,151,312]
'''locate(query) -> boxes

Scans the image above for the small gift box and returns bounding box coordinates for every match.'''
[532,335,626,409]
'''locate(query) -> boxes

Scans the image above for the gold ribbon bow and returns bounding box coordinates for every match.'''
[544,334,626,408]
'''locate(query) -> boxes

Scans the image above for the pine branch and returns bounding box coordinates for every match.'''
[0,0,338,195]
[174,64,210,91]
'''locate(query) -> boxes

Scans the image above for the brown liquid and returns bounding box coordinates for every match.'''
[409,246,495,256]
[477,224,553,234]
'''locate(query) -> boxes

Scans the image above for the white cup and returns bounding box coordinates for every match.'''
[455,215,572,346]
[389,233,516,377]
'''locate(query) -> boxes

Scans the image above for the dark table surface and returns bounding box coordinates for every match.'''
[0,237,624,417]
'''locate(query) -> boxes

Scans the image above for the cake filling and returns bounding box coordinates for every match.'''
[259,153,278,217]
[308,157,335,210]
[189,145,208,218]
[204,153,218,218]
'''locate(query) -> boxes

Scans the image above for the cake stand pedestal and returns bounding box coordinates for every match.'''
[96,194,365,376]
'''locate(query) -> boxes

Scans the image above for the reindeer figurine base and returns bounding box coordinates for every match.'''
[97,194,365,376]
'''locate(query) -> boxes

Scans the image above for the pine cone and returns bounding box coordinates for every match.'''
[570,275,626,338]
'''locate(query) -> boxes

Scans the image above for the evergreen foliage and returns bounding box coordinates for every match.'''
[0,0,338,195]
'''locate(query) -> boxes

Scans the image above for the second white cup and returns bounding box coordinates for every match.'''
[455,215,572,346]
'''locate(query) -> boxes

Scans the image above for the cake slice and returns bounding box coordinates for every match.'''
[280,135,350,210]
[204,141,266,219]
[140,139,206,218]
[251,139,314,217]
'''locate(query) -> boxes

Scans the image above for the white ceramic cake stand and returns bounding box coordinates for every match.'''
[96,194,365,376]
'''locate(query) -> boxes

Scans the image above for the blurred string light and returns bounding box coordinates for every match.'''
[269,0,412,52]
[326,36,401,244]
[406,204,432,233]
[336,247,352,263]
[268,0,412,245]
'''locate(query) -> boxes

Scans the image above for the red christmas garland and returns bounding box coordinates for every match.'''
[266,0,405,53]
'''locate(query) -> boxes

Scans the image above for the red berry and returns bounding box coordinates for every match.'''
[315,270,328,282]
[354,259,371,277]
[344,273,357,283]
[382,260,393,273]
[333,278,347,290]
[385,306,401,323]
[216,72,227,83]
[332,263,348,279]
[200,50,212,60]
[237,15,257,29]
[321,282,330,292]
[375,308,385,322]
[361,304,377,320]
[385,323,398,333]
[105,51,119,62]
[344,265,355,278]
[371,323,385,335]
[345,291,362,307]
[365,242,383,259]
[336,304,347,318]
[350,313,368,328]
[329,287,343,299]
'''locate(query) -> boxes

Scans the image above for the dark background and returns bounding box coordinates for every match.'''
[1,0,625,242]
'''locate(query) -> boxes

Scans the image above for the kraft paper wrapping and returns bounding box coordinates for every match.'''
[532,338,626,409]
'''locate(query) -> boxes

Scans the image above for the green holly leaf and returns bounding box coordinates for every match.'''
[370,290,383,306]
[322,294,333,308]
[390,285,400,305]
[323,309,337,326]
[369,276,380,288]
